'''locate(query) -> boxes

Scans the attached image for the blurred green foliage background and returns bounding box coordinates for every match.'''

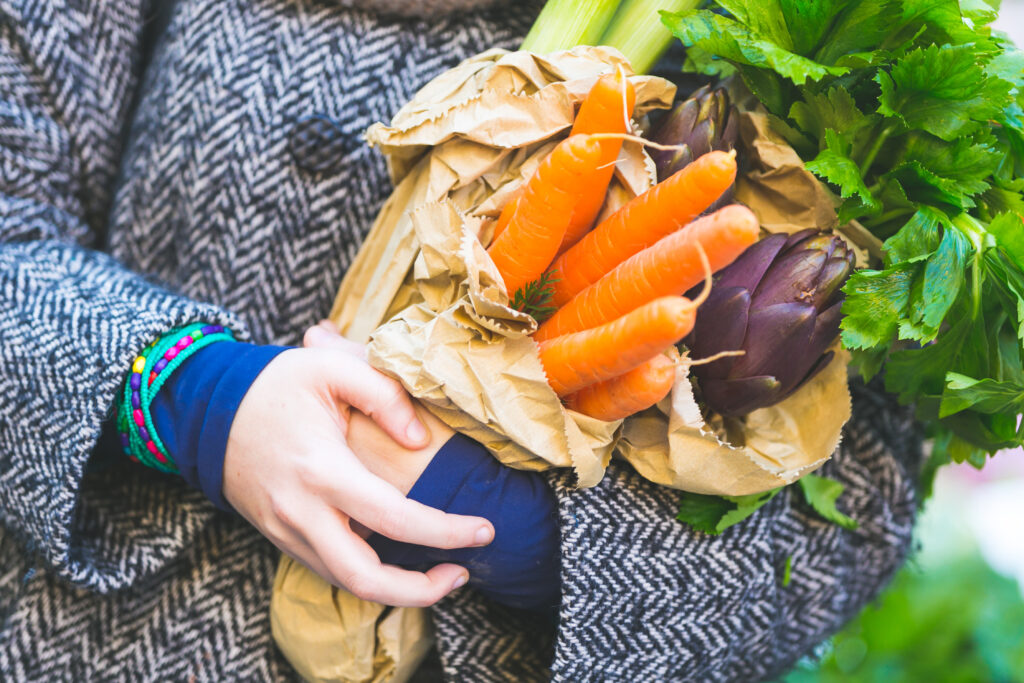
[784,556,1024,682]
[781,451,1024,682]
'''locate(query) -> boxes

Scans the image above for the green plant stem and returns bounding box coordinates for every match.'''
[599,0,699,74]
[521,0,622,54]
[953,213,990,319]
[868,207,914,226]
[858,123,895,178]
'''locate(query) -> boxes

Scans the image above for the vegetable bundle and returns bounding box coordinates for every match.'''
[483,71,762,420]
[520,0,1024,483]
[278,7,966,675]
[327,45,849,497]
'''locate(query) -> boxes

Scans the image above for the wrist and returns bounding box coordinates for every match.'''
[346,404,453,495]
[190,342,291,509]
[117,324,235,472]
[118,323,290,512]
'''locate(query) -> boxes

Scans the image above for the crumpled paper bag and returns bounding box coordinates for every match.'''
[366,201,618,486]
[330,46,673,343]
[276,47,674,683]
[330,46,675,489]
[336,46,851,494]
[735,105,882,266]
[617,346,851,496]
[274,46,857,682]
[271,555,432,683]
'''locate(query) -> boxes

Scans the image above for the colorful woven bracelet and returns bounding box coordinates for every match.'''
[116,323,235,472]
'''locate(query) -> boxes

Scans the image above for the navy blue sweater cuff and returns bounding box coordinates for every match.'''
[369,433,562,611]
[150,341,290,511]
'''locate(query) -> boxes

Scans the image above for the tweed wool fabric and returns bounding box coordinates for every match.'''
[431,381,921,682]
[336,0,501,18]
[0,0,920,680]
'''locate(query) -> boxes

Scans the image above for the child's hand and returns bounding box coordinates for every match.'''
[222,332,494,608]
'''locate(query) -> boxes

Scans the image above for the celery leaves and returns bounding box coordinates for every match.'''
[797,475,859,530]
[666,0,1024,469]
[677,488,781,535]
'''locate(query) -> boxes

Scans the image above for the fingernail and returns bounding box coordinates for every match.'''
[451,573,468,590]
[406,420,427,445]
[474,525,493,546]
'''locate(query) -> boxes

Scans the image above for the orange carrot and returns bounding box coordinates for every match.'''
[491,188,522,243]
[565,349,678,421]
[539,297,696,396]
[488,135,606,296]
[557,69,637,254]
[535,204,758,342]
[547,149,737,307]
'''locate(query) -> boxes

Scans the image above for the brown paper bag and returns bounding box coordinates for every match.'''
[273,47,856,682]
[271,556,432,683]
[331,47,850,494]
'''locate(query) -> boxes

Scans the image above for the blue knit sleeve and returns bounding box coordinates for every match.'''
[369,433,561,611]
[148,341,290,511]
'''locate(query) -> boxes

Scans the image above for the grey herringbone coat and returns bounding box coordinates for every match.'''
[0,1,921,681]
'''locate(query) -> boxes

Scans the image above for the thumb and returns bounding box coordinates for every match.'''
[321,351,429,450]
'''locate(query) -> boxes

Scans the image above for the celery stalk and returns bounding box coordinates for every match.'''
[520,0,622,55]
[600,0,699,74]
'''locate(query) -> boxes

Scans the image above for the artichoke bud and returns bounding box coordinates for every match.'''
[649,85,739,181]
[685,230,855,417]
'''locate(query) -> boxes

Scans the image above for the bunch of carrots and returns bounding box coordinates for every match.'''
[487,69,760,422]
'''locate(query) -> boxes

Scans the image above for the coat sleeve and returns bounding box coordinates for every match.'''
[430,380,922,682]
[0,1,246,592]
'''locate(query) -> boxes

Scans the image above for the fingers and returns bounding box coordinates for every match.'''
[312,453,494,550]
[319,350,429,450]
[302,322,366,358]
[303,506,471,607]
[273,518,468,608]
[303,320,428,450]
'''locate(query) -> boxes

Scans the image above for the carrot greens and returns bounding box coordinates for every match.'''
[511,272,559,324]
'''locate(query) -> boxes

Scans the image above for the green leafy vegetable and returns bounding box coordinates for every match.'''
[661,10,849,87]
[987,211,1024,270]
[677,488,781,534]
[666,0,1024,472]
[876,44,1011,142]
[806,129,883,221]
[677,473,859,535]
[797,475,859,530]
[840,263,917,350]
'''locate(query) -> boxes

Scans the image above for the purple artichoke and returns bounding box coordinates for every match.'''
[685,229,855,417]
[648,84,739,182]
